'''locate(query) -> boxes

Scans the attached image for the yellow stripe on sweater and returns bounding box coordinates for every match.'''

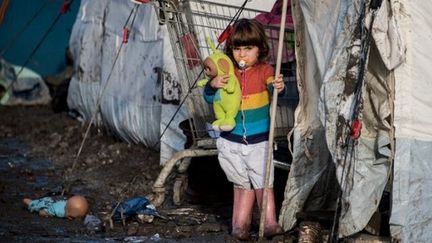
[241,91,269,110]
[265,76,274,85]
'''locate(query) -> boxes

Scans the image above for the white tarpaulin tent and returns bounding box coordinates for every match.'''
[66,0,276,165]
[279,0,432,242]
[67,0,187,164]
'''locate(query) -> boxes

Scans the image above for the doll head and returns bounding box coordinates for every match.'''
[66,195,88,219]
[203,57,218,78]
[203,37,234,78]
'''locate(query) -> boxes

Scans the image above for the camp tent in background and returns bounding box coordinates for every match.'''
[0,0,79,76]
[280,0,432,242]
[0,1,79,106]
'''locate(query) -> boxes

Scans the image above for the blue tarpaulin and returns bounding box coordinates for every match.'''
[0,0,80,76]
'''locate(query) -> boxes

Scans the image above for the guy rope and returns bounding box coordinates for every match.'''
[329,0,383,241]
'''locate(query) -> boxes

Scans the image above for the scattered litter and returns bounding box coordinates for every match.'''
[123,233,160,242]
[23,195,88,219]
[84,214,103,233]
[136,213,154,223]
[162,207,209,225]
[113,196,162,222]
[150,233,160,241]
[123,236,148,242]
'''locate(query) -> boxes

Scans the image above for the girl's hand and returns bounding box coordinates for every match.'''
[273,74,285,93]
[210,75,230,89]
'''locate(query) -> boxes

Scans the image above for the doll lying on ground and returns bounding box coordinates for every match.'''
[23,195,88,219]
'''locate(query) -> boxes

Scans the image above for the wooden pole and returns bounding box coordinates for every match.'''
[258,0,289,238]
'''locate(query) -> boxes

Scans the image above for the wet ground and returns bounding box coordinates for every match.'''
[0,106,294,242]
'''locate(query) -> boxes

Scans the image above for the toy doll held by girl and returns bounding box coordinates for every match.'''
[203,18,285,240]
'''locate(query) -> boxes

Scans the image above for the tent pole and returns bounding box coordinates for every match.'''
[258,0,289,238]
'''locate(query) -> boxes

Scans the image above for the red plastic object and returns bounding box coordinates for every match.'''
[218,25,233,44]
[123,27,129,43]
[130,0,150,4]
[351,119,362,140]
[180,34,201,69]
[60,0,71,15]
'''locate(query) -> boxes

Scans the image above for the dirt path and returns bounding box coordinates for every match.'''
[0,106,294,242]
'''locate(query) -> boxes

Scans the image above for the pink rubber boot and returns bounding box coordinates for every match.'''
[255,188,283,238]
[231,187,255,241]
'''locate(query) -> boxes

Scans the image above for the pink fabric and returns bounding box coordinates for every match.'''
[255,0,295,64]
[180,33,201,69]
[254,0,294,28]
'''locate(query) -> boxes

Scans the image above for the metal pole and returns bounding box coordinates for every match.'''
[258,0,289,238]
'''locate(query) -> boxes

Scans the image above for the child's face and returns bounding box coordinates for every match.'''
[232,45,259,69]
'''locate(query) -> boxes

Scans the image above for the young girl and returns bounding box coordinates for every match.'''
[203,18,285,240]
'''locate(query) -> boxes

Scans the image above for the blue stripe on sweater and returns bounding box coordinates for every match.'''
[231,117,270,136]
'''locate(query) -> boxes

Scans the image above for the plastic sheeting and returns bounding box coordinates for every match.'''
[391,139,432,242]
[67,0,186,164]
[392,2,432,140]
[0,0,80,76]
[281,0,432,240]
[0,58,51,106]
[280,0,400,238]
[390,1,432,242]
[279,0,338,232]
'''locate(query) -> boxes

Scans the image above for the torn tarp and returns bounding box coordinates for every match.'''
[0,58,51,106]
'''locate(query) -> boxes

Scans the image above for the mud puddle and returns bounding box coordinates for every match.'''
[0,106,294,242]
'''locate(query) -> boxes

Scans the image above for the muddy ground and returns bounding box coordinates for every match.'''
[0,105,295,242]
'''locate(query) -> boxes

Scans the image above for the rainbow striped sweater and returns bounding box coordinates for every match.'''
[204,63,282,144]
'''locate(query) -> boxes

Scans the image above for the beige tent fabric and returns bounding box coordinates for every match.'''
[392,1,432,140]
[279,0,338,231]
[280,0,398,237]
[390,1,432,242]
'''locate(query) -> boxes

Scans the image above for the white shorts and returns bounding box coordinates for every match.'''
[216,137,274,190]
